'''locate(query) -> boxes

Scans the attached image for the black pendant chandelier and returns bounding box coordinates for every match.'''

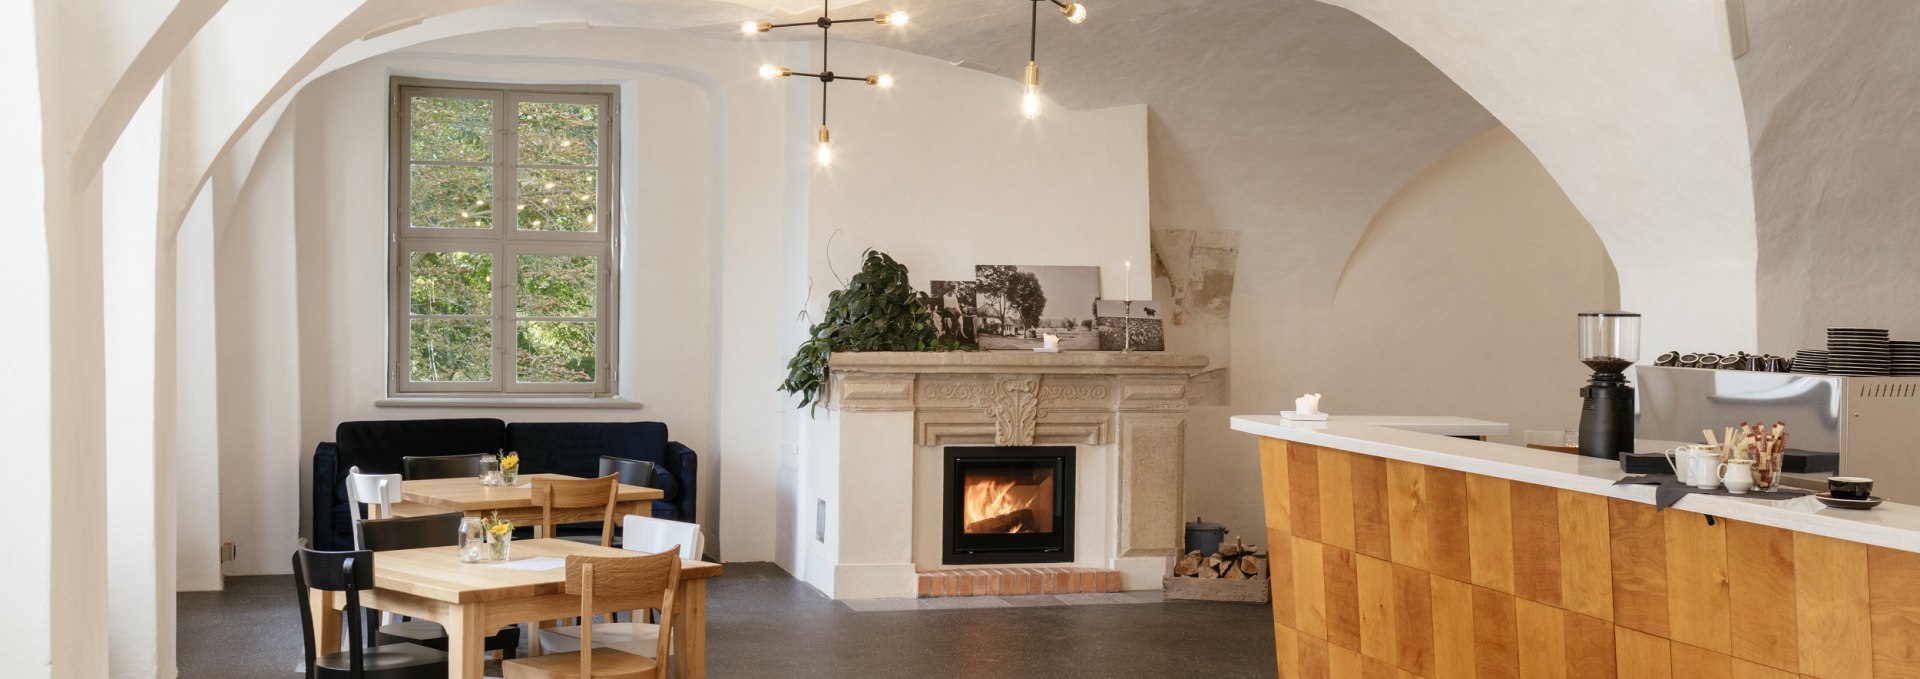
[1021,0,1088,120]
[744,3,908,165]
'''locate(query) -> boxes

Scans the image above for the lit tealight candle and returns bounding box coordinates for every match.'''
[1296,393,1322,415]
[1043,334,1060,350]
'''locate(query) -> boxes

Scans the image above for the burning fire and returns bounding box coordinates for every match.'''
[964,477,1034,534]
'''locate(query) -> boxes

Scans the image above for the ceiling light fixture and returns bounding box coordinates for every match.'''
[745,3,907,166]
[1021,0,1089,120]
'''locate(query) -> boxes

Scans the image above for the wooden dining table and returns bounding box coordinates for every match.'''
[391,473,665,530]
[310,539,723,679]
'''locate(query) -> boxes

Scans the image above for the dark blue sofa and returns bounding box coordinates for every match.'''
[310,418,697,551]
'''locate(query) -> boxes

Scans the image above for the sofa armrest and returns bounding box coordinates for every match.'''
[311,442,343,551]
[662,441,697,523]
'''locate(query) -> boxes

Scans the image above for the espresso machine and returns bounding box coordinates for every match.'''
[1578,311,1641,459]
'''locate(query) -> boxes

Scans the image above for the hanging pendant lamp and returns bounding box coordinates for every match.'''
[744,2,908,165]
[1022,0,1089,120]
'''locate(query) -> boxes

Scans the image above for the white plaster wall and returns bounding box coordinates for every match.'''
[1317,0,1758,357]
[103,87,174,679]
[176,190,224,587]
[1737,0,1920,353]
[1192,127,1619,540]
[213,110,303,576]
[798,42,1151,299]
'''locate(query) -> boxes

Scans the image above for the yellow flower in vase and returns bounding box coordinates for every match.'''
[499,450,520,484]
[483,510,513,561]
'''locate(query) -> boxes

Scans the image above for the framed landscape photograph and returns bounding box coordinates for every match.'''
[973,265,1102,350]
[1095,299,1166,351]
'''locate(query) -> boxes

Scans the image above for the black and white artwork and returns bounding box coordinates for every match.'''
[972,265,1102,350]
[1095,299,1166,351]
[928,280,979,345]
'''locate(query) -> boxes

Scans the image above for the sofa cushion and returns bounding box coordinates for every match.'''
[506,422,669,480]
[336,419,506,475]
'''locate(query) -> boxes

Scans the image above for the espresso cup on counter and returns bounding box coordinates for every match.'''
[1679,353,1702,368]
[1829,477,1875,500]
[1655,351,1679,367]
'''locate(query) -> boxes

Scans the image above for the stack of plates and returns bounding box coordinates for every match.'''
[1893,341,1920,376]
[1828,327,1892,376]
[1794,349,1830,374]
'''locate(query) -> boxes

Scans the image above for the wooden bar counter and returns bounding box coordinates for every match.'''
[1231,414,1920,679]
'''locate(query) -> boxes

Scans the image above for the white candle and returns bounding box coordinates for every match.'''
[1295,393,1321,415]
[1043,334,1059,349]
[1124,261,1132,302]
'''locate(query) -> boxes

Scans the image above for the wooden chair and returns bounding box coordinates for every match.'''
[532,475,621,545]
[345,467,403,549]
[503,550,681,679]
[537,517,704,656]
[292,549,448,679]
[359,514,522,660]
[401,453,488,480]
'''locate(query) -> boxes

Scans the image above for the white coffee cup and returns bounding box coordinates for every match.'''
[1665,446,1722,488]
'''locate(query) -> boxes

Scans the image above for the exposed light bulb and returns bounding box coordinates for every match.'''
[868,74,895,88]
[876,11,909,26]
[759,64,782,80]
[1021,61,1043,120]
[740,20,767,35]
[1062,3,1088,24]
[816,127,833,166]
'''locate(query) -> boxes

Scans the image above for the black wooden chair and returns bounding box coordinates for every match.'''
[358,514,523,659]
[401,453,488,480]
[293,549,446,679]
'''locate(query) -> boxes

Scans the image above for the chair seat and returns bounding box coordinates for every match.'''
[314,642,447,679]
[378,618,522,655]
[538,621,661,657]
[503,647,658,679]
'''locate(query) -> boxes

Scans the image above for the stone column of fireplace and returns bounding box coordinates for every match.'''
[801,352,1209,599]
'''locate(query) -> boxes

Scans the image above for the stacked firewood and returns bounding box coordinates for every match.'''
[1171,538,1269,581]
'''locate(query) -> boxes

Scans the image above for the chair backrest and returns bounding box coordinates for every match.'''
[293,549,375,675]
[359,512,463,552]
[532,475,621,545]
[566,550,681,678]
[345,467,403,550]
[622,514,703,560]
[598,456,657,489]
[402,453,487,480]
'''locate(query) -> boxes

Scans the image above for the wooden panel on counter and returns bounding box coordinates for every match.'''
[1253,438,1920,679]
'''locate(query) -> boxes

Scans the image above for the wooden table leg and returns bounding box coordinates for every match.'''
[673,578,708,679]
[445,602,486,679]
[310,590,341,654]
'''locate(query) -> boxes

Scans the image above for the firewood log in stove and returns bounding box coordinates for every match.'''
[965,508,1036,534]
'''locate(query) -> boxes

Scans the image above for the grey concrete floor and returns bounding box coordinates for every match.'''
[178,563,1278,678]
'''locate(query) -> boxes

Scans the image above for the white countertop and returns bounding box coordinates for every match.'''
[1232,414,1920,554]
[1320,415,1509,438]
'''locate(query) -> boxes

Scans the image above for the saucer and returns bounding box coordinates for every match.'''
[1815,493,1884,510]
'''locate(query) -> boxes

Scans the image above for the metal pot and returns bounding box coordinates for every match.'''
[1184,516,1228,556]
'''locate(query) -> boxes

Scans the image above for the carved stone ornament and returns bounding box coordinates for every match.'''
[986,377,1040,445]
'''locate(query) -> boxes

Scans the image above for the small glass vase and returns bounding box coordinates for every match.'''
[479,456,503,486]
[487,533,512,561]
[458,518,486,563]
[501,467,518,486]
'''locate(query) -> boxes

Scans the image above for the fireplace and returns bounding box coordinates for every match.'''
[942,446,1075,565]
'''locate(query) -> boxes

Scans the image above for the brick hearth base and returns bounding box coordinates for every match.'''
[916,567,1122,598]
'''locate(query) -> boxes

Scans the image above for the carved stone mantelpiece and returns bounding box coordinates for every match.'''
[823,351,1209,582]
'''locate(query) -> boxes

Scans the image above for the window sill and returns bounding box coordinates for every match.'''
[375,396,645,410]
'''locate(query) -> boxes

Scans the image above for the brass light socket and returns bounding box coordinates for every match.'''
[1024,61,1041,87]
[817,127,831,144]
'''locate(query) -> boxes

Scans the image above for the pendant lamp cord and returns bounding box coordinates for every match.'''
[822,0,830,127]
[1029,0,1039,62]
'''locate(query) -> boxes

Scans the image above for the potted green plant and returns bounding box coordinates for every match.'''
[780,249,970,411]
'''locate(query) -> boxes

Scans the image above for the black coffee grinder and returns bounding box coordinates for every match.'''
[1577,310,1641,459]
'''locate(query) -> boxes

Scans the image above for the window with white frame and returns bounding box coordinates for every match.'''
[390,79,618,396]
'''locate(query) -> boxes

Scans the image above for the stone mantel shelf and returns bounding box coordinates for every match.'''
[828,351,1210,376]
